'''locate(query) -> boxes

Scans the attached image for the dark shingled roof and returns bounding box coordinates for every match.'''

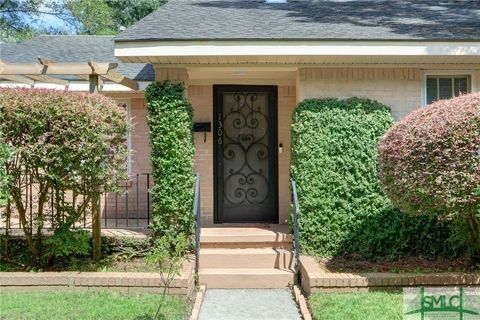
[0,36,155,81]
[116,0,480,41]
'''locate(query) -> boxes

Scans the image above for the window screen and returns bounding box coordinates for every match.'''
[426,75,471,105]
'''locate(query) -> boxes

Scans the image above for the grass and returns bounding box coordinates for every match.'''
[0,291,190,320]
[309,292,402,320]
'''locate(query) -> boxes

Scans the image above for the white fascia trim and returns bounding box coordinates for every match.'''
[420,70,477,106]
[115,40,480,57]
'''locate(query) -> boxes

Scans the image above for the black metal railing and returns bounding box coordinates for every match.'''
[192,175,201,275]
[103,173,152,229]
[291,179,301,279]
[1,173,153,232]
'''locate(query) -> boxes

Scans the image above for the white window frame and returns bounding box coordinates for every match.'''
[115,99,132,175]
[421,70,477,106]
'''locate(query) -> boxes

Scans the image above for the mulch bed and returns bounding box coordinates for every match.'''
[320,255,479,273]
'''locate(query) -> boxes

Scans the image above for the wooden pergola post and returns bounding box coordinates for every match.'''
[89,74,100,93]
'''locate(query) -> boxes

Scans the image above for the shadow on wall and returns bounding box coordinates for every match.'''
[192,0,479,39]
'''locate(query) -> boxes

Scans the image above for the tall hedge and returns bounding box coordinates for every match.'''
[378,93,480,260]
[291,98,394,256]
[291,97,464,259]
[145,81,195,237]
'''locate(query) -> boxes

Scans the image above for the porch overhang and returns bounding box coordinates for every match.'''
[114,40,480,66]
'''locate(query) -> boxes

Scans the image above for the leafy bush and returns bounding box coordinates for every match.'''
[378,93,480,260]
[340,207,463,260]
[291,98,394,257]
[0,88,129,263]
[45,229,91,258]
[145,81,195,237]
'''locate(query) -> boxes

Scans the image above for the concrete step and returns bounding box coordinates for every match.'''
[200,225,292,249]
[200,248,294,269]
[199,268,295,288]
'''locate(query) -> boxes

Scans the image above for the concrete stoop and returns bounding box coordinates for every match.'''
[198,225,295,289]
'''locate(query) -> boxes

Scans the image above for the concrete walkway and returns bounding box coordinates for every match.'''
[198,289,302,320]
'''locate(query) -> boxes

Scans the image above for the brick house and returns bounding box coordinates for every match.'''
[1,1,479,228]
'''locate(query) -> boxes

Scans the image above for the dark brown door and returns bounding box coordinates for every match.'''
[214,85,278,223]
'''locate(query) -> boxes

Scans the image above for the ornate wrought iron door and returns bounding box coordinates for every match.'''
[214,85,278,223]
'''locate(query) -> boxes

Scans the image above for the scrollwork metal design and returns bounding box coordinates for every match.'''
[221,92,270,205]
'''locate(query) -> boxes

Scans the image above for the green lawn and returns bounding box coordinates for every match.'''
[309,292,402,320]
[0,291,190,320]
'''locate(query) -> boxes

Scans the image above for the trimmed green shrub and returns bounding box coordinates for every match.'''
[291,98,394,257]
[291,97,464,260]
[0,88,129,263]
[340,207,462,260]
[378,93,480,260]
[145,81,195,238]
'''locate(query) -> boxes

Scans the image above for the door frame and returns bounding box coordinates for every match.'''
[213,84,279,224]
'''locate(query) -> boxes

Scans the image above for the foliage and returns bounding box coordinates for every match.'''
[0,291,189,320]
[378,93,480,261]
[309,292,402,320]
[145,81,195,237]
[44,229,91,258]
[145,234,188,276]
[291,98,394,257]
[64,0,116,35]
[0,88,130,263]
[1,0,166,42]
[0,235,152,272]
[106,0,167,29]
[339,207,464,260]
[0,0,72,42]
[0,142,11,207]
[146,233,188,320]
[65,0,166,35]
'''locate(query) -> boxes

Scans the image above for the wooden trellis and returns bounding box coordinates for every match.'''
[0,56,138,92]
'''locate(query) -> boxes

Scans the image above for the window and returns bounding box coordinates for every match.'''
[425,75,471,105]
[115,99,132,175]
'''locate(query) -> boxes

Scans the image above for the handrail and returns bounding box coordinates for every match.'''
[192,175,201,276]
[291,179,301,280]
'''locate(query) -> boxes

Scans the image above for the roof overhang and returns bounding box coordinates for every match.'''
[114,40,480,65]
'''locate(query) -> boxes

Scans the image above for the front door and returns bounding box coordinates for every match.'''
[214,85,278,223]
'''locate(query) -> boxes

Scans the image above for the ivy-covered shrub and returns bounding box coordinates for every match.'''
[145,81,195,237]
[291,98,394,257]
[378,93,480,260]
[291,97,465,259]
[0,88,129,263]
[339,207,463,260]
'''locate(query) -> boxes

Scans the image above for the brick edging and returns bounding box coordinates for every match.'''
[189,285,206,320]
[0,261,195,295]
[293,285,313,320]
[300,256,480,295]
